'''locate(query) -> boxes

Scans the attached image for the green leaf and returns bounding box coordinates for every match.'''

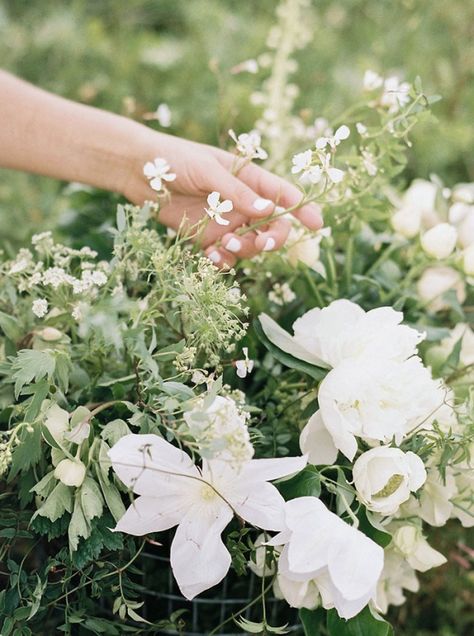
[34,482,73,523]
[96,467,126,523]
[8,424,42,480]
[440,334,463,375]
[12,350,56,399]
[80,477,104,523]
[100,419,131,446]
[299,607,326,636]
[278,466,321,500]
[68,493,90,552]
[254,317,326,381]
[23,379,50,423]
[326,607,394,636]
[0,311,22,342]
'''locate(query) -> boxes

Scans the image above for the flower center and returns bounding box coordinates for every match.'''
[200,484,217,501]
[373,474,404,498]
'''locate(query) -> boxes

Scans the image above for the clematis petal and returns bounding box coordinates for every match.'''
[207,191,220,208]
[109,433,200,496]
[299,411,339,465]
[327,168,345,183]
[227,481,287,531]
[171,502,233,599]
[115,494,186,535]
[239,455,307,484]
[217,199,233,213]
[258,313,327,367]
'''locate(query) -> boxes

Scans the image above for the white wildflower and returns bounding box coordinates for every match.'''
[315,124,350,151]
[154,103,172,127]
[229,129,268,160]
[363,70,384,91]
[143,157,176,192]
[32,298,48,318]
[204,191,233,226]
[268,282,296,306]
[235,347,254,379]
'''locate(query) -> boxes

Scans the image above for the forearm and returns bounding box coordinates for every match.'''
[0,70,151,194]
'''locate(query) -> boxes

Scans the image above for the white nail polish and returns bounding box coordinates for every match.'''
[225,237,241,253]
[253,197,272,211]
[208,250,221,263]
[263,237,276,251]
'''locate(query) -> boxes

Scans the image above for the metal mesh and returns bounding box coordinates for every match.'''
[139,548,302,635]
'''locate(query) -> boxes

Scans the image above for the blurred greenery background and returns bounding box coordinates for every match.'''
[0,1,472,634]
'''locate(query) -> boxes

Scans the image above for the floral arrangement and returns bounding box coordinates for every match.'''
[1,1,473,635]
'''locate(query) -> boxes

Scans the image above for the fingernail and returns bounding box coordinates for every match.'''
[225,237,241,253]
[263,237,276,251]
[208,250,221,263]
[253,197,273,211]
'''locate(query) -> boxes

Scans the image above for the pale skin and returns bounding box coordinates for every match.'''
[0,71,323,266]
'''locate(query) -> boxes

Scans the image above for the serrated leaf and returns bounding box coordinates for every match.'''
[8,424,42,480]
[80,477,104,523]
[12,350,56,399]
[34,481,73,523]
[0,311,22,342]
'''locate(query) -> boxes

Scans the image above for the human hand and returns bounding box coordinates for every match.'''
[123,131,323,267]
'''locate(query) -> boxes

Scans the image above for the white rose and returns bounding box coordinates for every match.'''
[54,458,86,487]
[259,299,424,370]
[318,356,444,461]
[420,223,457,259]
[449,202,474,247]
[391,525,446,571]
[402,180,440,228]
[391,205,422,238]
[416,266,466,312]
[353,447,426,515]
[463,243,474,275]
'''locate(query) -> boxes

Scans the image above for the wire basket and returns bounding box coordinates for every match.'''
[138,548,302,636]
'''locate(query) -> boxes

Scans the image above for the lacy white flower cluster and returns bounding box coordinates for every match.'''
[5,231,109,321]
[391,179,474,310]
[291,123,349,187]
[183,395,253,469]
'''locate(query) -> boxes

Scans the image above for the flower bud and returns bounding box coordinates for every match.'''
[54,458,86,487]
[420,223,457,259]
[38,327,63,341]
[463,244,474,276]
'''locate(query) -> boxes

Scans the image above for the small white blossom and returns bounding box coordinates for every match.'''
[235,347,254,379]
[228,129,268,160]
[315,124,350,151]
[204,191,233,226]
[230,58,259,74]
[363,69,384,91]
[361,149,378,176]
[143,157,176,192]
[380,76,411,113]
[268,282,296,306]
[356,122,368,136]
[154,103,172,127]
[291,150,321,184]
[319,152,345,184]
[32,298,48,318]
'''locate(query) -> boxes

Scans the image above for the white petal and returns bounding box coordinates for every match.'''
[328,168,345,183]
[143,162,157,178]
[217,199,233,213]
[405,451,427,491]
[149,177,163,191]
[207,191,220,208]
[162,172,176,182]
[115,494,185,535]
[299,411,339,465]
[171,503,233,599]
[315,137,329,150]
[239,455,307,484]
[109,433,200,496]
[235,360,247,378]
[227,481,286,531]
[335,125,350,140]
[215,215,230,226]
[258,313,327,367]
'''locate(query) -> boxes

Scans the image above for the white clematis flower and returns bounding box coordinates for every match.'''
[315,125,350,151]
[318,356,444,461]
[235,347,254,379]
[270,497,384,619]
[352,447,427,515]
[109,433,306,600]
[205,191,233,226]
[143,157,176,192]
[259,299,424,370]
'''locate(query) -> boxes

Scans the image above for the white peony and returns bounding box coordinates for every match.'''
[353,447,426,515]
[269,497,384,619]
[420,223,457,259]
[417,266,466,312]
[259,299,424,370]
[317,356,444,461]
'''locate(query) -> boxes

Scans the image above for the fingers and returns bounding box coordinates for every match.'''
[221,230,260,259]
[254,216,292,252]
[238,162,324,230]
[204,246,236,269]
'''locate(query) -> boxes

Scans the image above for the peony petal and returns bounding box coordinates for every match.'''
[109,433,200,496]
[171,502,233,599]
[115,494,186,536]
[300,411,339,465]
[259,313,327,367]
